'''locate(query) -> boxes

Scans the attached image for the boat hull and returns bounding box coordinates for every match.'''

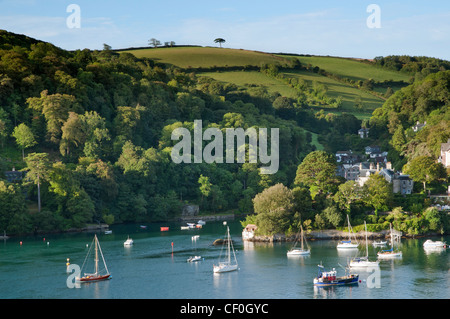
[337,243,359,249]
[77,274,111,282]
[314,275,359,287]
[423,240,446,248]
[349,259,379,268]
[287,249,310,256]
[377,251,402,259]
[213,264,238,273]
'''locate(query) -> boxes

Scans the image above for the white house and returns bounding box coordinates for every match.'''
[439,139,450,168]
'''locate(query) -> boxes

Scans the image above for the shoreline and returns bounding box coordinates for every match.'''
[243,229,445,243]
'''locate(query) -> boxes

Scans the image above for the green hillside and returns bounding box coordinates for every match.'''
[123,46,289,68]
[288,55,411,82]
[121,46,413,118]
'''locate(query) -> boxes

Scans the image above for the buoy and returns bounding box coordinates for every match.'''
[66,258,70,267]
[20,241,22,246]
[47,242,50,246]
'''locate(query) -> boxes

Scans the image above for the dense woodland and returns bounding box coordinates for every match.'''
[0,30,449,236]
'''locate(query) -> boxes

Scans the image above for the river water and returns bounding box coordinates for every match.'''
[0,221,448,299]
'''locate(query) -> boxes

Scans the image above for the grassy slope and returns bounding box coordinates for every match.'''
[124,46,288,68]
[122,47,411,118]
[286,55,411,82]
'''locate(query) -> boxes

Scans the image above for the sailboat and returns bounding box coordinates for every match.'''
[77,234,111,282]
[213,226,238,273]
[287,225,310,256]
[349,221,379,268]
[377,223,402,259]
[337,215,359,249]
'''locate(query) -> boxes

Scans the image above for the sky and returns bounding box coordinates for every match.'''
[0,0,449,60]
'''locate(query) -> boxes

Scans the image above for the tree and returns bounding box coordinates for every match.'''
[294,150,340,198]
[363,174,393,213]
[198,174,212,202]
[333,180,362,213]
[214,38,226,48]
[12,123,37,160]
[23,153,51,212]
[403,156,447,192]
[148,38,161,48]
[252,183,295,235]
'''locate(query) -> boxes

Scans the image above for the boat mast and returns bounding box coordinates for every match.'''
[365,221,368,258]
[300,226,304,251]
[227,226,231,264]
[94,234,99,276]
[347,215,351,241]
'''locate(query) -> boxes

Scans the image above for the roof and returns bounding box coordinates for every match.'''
[441,139,450,152]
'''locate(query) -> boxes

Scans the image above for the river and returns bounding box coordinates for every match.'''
[0,221,448,299]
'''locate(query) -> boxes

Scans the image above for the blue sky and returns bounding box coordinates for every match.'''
[1,0,449,60]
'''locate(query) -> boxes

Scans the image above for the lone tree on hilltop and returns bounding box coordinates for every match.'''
[148,38,161,48]
[214,38,225,48]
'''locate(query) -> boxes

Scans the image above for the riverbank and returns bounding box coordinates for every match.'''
[244,229,390,243]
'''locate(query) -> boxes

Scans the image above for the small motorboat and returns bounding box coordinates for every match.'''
[372,240,387,247]
[423,239,446,249]
[197,220,206,225]
[313,264,359,287]
[124,236,133,246]
[187,256,202,262]
[104,230,112,234]
[160,227,169,231]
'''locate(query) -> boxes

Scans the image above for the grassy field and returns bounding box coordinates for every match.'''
[123,46,289,68]
[122,47,412,118]
[283,70,384,113]
[284,55,411,82]
[200,70,299,98]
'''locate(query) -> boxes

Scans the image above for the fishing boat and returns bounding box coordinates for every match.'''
[350,221,379,268]
[377,223,402,259]
[313,263,359,287]
[77,235,111,283]
[337,215,359,249]
[423,239,446,249]
[287,225,310,256]
[124,236,133,246]
[213,226,238,273]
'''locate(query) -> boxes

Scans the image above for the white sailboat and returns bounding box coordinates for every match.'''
[77,234,111,282]
[350,221,379,268]
[337,215,359,249]
[213,226,238,273]
[124,236,133,246]
[287,225,310,256]
[377,223,402,259]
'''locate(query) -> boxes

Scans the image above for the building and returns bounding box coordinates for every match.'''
[439,138,450,168]
[4,167,23,183]
[242,224,258,241]
[365,145,381,155]
[356,162,414,194]
[335,150,360,164]
[412,121,426,132]
[392,175,414,195]
[358,127,369,139]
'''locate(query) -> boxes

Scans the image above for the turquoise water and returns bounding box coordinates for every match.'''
[0,221,448,299]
